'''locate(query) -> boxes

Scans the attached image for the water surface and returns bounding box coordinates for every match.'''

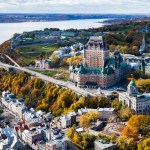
[0,19,107,44]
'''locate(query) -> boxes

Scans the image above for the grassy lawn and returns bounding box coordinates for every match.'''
[21,53,36,64]
[31,69,58,77]
[18,44,59,53]
[43,70,58,77]
[18,44,60,65]
[30,69,69,81]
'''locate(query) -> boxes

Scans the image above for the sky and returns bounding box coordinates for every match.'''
[0,0,149,14]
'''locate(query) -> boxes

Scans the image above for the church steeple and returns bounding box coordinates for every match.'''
[139,35,146,54]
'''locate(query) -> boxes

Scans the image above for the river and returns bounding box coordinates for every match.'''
[0,19,107,44]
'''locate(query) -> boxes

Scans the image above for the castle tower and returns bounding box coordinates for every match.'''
[84,36,109,68]
[127,78,137,97]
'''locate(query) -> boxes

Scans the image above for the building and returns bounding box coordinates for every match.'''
[69,36,130,89]
[22,129,43,147]
[0,127,24,150]
[61,112,77,128]
[119,79,150,115]
[35,59,51,69]
[23,108,52,127]
[78,108,115,121]
[46,140,67,150]
[61,31,76,37]
[140,25,150,33]
[37,141,46,150]
[14,122,29,139]
[124,54,150,75]
[1,91,26,118]
[145,65,150,75]
[94,140,116,150]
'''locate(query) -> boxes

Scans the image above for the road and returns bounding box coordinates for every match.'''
[0,62,96,97]
[5,54,20,67]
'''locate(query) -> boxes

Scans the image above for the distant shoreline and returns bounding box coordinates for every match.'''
[0,13,146,24]
[0,18,109,24]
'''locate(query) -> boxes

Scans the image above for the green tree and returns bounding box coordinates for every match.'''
[120,108,133,121]
[111,99,122,111]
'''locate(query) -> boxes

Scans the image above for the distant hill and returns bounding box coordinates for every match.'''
[0,13,148,23]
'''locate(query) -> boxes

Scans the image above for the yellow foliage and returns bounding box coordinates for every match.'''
[66,56,83,65]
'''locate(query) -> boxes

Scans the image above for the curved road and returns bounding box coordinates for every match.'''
[0,62,96,97]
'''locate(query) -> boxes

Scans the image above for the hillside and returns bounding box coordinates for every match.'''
[0,20,150,66]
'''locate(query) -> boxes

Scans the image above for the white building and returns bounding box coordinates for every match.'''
[46,140,67,150]
[119,80,150,114]
[23,108,52,128]
[95,140,116,150]
[0,127,22,150]
[78,108,115,121]
[35,59,51,69]
[61,112,77,128]
[145,65,150,75]
[22,129,42,147]
[1,91,26,118]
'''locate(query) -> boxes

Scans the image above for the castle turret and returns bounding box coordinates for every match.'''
[127,79,137,97]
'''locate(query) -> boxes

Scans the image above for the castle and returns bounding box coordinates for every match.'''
[69,36,130,89]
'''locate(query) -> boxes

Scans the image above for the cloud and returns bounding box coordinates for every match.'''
[0,0,149,14]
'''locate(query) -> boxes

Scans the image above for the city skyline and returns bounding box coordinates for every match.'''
[0,0,150,14]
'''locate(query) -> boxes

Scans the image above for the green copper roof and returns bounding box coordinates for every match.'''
[77,65,115,75]
[120,63,129,70]
[104,58,115,68]
[130,80,137,87]
[86,67,102,74]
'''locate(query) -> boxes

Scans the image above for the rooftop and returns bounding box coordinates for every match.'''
[95,140,116,150]
[86,36,107,51]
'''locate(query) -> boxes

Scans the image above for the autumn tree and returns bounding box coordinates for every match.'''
[128,115,150,132]
[138,138,150,150]
[51,53,60,64]
[136,79,150,92]
[120,108,133,121]
[73,132,82,143]
[79,114,90,131]
[66,125,76,139]
[57,89,78,109]
[111,98,122,111]
[122,126,138,139]
[81,133,96,149]
[117,136,137,150]
[66,56,83,65]
[88,111,100,123]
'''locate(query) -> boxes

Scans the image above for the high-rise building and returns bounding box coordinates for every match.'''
[69,36,130,88]
[84,36,109,68]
